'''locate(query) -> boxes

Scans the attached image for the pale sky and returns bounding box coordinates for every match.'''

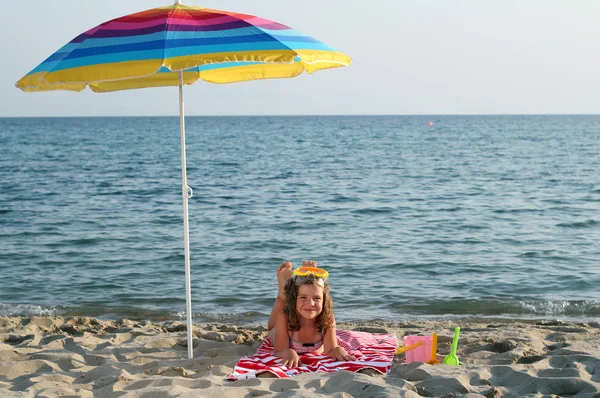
[2,0,600,116]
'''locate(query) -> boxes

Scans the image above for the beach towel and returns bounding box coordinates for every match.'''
[227,329,397,380]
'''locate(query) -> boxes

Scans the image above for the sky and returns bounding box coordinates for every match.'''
[2,0,600,117]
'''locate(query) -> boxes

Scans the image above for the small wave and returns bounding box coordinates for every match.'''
[541,199,570,205]
[492,208,541,214]
[389,299,600,317]
[151,216,180,225]
[96,191,125,196]
[418,238,484,245]
[257,171,295,180]
[351,207,394,215]
[0,303,177,321]
[557,220,599,229]
[161,254,184,261]
[328,194,360,203]
[440,207,463,212]
[273,221,304,231]
[0,303,58,317]
[517,300,600,316]
[10,231,65,238]
[45,238,99,247]
[459,224,489,230]
[181,311,265,324]
[211,162,240,167]
[518,250,558,258]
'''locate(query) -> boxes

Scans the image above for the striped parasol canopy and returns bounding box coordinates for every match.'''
[16,1,349,360]
[16,4,350,92]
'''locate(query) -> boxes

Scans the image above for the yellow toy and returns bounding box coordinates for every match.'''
[395,341,422,355]
[426,333,439,364]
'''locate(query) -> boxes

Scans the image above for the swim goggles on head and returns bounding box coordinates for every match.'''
[293,267,329,286]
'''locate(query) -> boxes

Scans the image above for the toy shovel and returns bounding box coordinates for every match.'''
[395,341,422,355]
[443,327,460,366]
[427,333,439,364]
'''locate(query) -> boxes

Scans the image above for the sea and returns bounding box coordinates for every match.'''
[1,115,599,325]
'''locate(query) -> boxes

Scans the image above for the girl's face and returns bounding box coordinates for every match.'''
[295,283,324,320]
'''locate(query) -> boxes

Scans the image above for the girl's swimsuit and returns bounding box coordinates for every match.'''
[268,329,325,354]
[288,331,324,354]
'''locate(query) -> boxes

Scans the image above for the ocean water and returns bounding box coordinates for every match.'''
[1,115,599,324]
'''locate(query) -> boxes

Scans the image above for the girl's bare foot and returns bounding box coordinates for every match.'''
[302,260,317,268]
[277,262,293,300]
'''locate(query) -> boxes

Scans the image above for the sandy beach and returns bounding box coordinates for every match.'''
[1,316,599,397]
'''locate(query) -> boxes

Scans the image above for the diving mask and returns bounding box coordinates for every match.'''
[293,267,329,286]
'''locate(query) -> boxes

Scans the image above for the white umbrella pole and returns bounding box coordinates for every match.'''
[178,71,194,359]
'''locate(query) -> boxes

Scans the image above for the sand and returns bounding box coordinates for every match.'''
[1,316,599,397]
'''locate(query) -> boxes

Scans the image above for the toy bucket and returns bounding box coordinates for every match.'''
[403,335,433,364]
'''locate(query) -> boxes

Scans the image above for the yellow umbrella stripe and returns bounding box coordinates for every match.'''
[17,50,348,92]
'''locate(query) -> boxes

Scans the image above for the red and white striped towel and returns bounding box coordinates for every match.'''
[227,329,397,380]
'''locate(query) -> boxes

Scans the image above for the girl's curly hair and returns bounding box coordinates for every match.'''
[283,276,333,333]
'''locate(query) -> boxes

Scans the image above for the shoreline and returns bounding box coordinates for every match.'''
[1,316,599,397]
[3,302,600,326]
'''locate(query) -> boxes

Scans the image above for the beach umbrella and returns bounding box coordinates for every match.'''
[16,1,350,359]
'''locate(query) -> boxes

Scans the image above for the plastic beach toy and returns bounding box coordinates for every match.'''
[427,333,439,364]
[395,341,422,355]
[443,327,461,366]
[402,335,433,363]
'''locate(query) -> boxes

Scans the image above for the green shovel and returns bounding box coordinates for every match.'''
[443,327,461,366]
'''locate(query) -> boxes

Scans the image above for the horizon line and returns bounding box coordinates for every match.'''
[2,113,600,118]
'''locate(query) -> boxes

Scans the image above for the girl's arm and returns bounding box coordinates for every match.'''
[323,315,356,361]
[273,311,301,368]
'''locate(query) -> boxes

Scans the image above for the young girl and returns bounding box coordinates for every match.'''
[267,261,356,368]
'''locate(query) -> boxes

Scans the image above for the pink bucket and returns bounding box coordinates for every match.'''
[403,335,433,364]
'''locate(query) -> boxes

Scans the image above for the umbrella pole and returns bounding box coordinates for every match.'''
[178,71,194,359]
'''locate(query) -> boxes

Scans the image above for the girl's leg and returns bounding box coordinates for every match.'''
[268,261,293,330]
[302,260,317,268]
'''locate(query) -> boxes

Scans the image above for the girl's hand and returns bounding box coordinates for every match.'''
[276,349,301,368]
[326,346,356,361]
